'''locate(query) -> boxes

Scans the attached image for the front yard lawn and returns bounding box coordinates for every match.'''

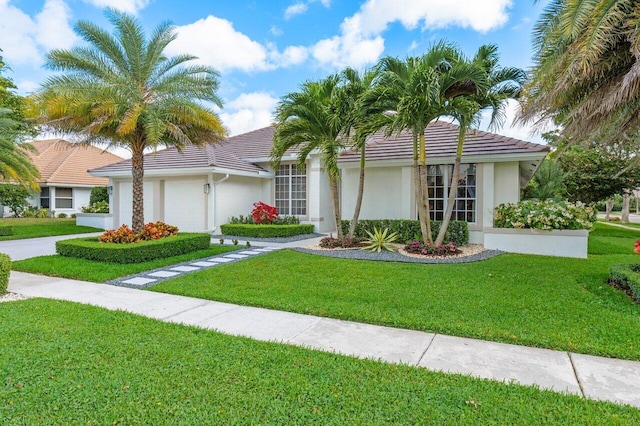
[0,218,101,241]
[0,299,637,424]
[150,223,640,361]
[11,245,238,282]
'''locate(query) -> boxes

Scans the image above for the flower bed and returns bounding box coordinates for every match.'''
[340,219,469,246]
[220,223,315,238]
[493,200,596,231]
[404,241,460,256]
[56,233,211,264]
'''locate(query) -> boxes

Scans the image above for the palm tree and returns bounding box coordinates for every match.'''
[435,44,525,246]
[363,42,486,245]
[521,0,640,144]
[271,75,347,238]
[0,108,40,190]
[34,9,226,232]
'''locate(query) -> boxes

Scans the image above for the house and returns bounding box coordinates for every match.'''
[89,122,549,243]
[24,139,123,215]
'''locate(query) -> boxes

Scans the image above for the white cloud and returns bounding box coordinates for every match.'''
[220,92,279,136]
[16,79,40,94]
[0,0,76,67]
[479,99,545,144]
[81,0,151,14]
[312,0,513,68]
[269,25,283,36]
[167,15,309,72]
[284,3,307,20]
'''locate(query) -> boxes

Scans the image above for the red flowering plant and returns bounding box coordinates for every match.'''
[99,221,179,244]
[634,239,640,253]
[251,201,278,224]
[404,240,460,256]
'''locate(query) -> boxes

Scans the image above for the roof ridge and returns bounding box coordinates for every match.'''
[47,143,79,182]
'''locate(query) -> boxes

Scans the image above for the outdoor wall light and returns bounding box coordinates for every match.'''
[204,183,211,194]
[107,186,113,195]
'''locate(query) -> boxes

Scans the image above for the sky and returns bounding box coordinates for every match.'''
[0,0,548,153]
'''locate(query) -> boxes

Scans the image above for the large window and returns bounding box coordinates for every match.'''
[275,164,307,216]
[55,187,73,209]
[427,163,476,223]
[40,187,50,209]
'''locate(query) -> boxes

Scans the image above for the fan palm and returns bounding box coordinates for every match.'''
[271,75,346,238]
[34,9,226,232]
[0,108,40,190]
[363,42,486,245]
[521,0,640,145]
[435,44,525,246]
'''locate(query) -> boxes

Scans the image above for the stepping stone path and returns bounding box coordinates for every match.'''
[109,247,280,289]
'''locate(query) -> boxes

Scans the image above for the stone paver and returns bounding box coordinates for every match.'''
[224,254,249,259]
[170,265,200,272]
[122,277,157,286]
[190,261,218,267]
[207,257,234,263]
[148,271,180,278]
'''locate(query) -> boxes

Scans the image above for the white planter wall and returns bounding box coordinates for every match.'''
[76,213,113,230]
[483,228,589,258]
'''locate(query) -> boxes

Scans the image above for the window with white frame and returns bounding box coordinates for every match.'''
[427,163,476,223]
[40,187,50,209]
[275,164,307,215]
[54,187,73,209]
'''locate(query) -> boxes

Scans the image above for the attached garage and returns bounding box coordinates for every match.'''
[163,177,208,232]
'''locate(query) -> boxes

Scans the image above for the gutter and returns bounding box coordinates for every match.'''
[211,173,230,232]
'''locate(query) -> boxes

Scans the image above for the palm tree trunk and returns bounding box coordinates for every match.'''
[416,132,433,245]
[436,156,461,246]
[329,176,343,239]
[131,148,145,233]
[347,146,365,240]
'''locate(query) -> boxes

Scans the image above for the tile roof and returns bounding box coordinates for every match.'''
[338,120,549,163]
[90,122,549,176]
[27,139,123,186]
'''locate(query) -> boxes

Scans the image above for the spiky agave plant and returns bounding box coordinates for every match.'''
[361,227,398,253]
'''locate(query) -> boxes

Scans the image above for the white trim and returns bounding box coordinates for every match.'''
[90,166,273,179]
[337,152,547,169]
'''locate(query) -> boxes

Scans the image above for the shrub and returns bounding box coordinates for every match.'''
[99,222,178,244]
[361,227,398,252]
[220,223,314,238]
[56,233,211,264]
[58,213,68,218]
[0,184,30,217]
[340,219,469,246]
[90,186,109,205]
[494,200,596,230]
[71,214,76,218]
[251,201,278,224]
[609,264,640,303]
[0,253,10,295]
[0,227,12,237]
[81,201,109,213]
[228,214,300,225]
[319,236,365,249]
[404,241,460,256]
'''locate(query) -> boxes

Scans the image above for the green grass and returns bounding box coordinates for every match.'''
[598,219,640,230]
[0,218,101,241]
[11,245,239,282]
[0,299,637,424]
[151,223,640,361]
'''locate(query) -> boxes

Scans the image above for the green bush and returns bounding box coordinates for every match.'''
[228,215,300,225]
[340,219,469,246]
[494,200,596,230]
[609,264,640,303]
[0,184,30,217]
[81,201,109,213]
[56,233,211,264]
[90,186,109,205]
[0,226,12,236]
[0,253,10,295]
[220,223,314,238]
[57,213,68,218]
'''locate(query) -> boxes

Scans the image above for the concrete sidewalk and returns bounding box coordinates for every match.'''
[7,271,640,409]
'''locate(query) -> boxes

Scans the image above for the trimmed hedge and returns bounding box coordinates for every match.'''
[220,223,315,238]
[56,233,211,264]
[609,264,640,303]
[341,219,469,246]
[0,226,12,237]
[0,253,9,295]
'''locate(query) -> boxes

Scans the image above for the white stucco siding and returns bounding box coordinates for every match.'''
[342,166,405,220]
[214,175,269,229]
[72,188,92,212]
[164,177,208,232]
[493,162,520,207]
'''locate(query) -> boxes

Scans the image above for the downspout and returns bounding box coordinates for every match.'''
[211,174,230,232]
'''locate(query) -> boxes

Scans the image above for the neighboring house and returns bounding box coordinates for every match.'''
[89,123,549,243]
[25,139,123,215]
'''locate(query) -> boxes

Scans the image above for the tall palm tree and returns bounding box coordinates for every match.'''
[435,44,525,246]
[271,75,346,238]
[363,42,485,244]
[35,9,226,232]
[521,0,640,144]
[0,108,40,190]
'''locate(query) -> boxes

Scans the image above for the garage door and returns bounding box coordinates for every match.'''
[164,178,206,231]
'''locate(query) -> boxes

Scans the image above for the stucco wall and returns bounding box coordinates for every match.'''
[342,166,406,220]
[214,175,270,230]
[493,162,520,207]
[114,180,155,227]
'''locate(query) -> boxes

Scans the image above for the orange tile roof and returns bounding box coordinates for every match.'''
[27,139,123,186]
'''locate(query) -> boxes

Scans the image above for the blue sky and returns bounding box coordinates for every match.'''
[0,0,546,143]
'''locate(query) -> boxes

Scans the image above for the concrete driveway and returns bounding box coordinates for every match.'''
[0,232,101,261]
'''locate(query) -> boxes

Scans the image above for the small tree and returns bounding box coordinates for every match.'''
[0,184,31,216]
[89,186,109,205]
